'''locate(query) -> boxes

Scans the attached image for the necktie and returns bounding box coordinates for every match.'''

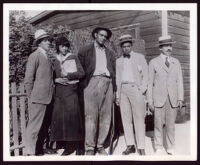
[165,57,170,68]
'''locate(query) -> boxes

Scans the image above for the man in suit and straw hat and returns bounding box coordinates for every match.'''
[116,34,148,155]
[78,27,116,155]
[24,29,55,156]
[147,35,184,155]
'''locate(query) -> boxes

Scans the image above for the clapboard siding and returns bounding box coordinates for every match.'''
[185,95,190,100]
[173,55,189,64]
[181,63,190,70]
[56,11,127,27]
[56,11,125,25]
[168,12,190,110]
[185,90,190,98]
[38,11,155,30]
[36,11,95,26]
[140,26,161,36]
[145,41,159,49]
[146,49,190,57]
[170,34,190,43]
[142,34,161,42]
[145,41,189,50]
[73,11,155,29]
[184,84,190,91]
[32,10,190,113]
[173,41,189,50]
[185,95,190,102]
[168,26,189,36]
[137,11,161,59]
[168,19,189,30]
[140,19,161,29]
[168,12,189,23]
[173,48,190,56]
[140,13,161,62]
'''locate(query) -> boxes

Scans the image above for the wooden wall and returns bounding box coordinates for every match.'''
[35,11,153,30]
[35,10,162,58]
[33,10,190,114]
[132,11,162,62]
[168,12,190,113]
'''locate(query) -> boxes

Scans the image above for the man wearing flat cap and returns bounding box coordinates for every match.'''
[78,27,116,155]
[147,35,184,155]
[24,29,55,155]
[116,34,148,155]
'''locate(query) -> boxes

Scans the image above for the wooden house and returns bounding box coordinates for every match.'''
[29,10,190,115]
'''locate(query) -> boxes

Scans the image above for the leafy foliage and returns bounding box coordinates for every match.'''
[9,11,145,84]
[9,11,35,84]
[9,13,73,84]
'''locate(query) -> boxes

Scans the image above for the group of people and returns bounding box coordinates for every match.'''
[24,26,184,156]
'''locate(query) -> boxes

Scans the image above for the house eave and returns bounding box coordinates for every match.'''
[28,11,55,25]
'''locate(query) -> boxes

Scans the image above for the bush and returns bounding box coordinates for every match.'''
[9,11,35,84]
[9,11,146,84]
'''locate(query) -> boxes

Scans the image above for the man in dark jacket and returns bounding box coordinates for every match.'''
[78,27,116,155]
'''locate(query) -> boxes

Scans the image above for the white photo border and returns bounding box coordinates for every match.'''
[3,3,197,161]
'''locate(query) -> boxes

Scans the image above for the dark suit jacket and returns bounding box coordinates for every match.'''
[78,43,116,91]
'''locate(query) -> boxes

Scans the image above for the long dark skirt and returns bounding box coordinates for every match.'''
[50,84,83,141]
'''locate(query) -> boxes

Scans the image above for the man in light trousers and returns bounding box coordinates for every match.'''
[116,34,148,155]
[147,35,184,155]
[24,29,55,156]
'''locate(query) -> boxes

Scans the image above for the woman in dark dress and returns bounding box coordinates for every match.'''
[50,37,85,155]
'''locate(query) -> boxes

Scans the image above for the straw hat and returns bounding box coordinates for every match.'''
[33,29,49,46]
[158,35,176,46]
[118,34,134,45]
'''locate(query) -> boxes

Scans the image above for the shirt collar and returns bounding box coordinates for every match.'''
[94,41,106,50]
[38,47,47,55]
[161,53,170,61]
[57,53,72,62]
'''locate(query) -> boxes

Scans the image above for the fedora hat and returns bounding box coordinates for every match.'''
[33,29,49,46]
[158,35,176,46]
[92,27,112,40]
[118,34,134,45]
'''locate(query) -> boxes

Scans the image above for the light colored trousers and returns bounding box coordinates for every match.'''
[84,76,113,151]
[24,102,47,155]
[154,96,177,150]
[120,83,146,149]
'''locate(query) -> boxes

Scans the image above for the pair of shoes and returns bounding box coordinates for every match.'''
[122,145,136,155]
[76,148,85,155]
[85,150,95,155]
[35,151,44,156]
[138,149,145,155]
[96,147,107,155]
[61,149,74,156]
[154,148,165,155]
[26,154,35,156]
[166,148,175,155]
[44,148,57,154]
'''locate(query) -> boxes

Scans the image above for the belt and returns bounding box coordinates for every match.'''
[93,74,111,79]
[121,81,136,85]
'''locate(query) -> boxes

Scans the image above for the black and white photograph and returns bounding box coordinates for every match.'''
[3,3,197,161]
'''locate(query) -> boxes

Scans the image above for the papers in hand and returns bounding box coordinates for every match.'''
[61,59,77,76]
[56,54,79,85]
[55,78,79,85]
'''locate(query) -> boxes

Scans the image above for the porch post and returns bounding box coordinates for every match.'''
[161,11,168,36]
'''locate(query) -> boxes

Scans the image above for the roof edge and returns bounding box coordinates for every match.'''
[28,10,55,24]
